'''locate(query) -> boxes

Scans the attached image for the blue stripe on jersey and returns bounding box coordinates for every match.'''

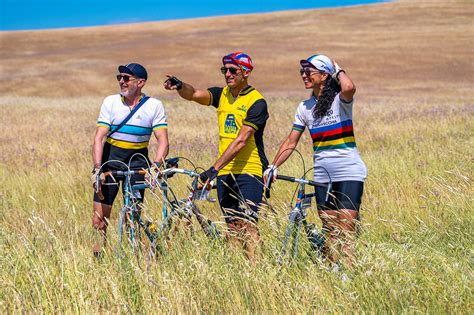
[110,124,152,136]
[310,119,353,133]
[292,123,305,132]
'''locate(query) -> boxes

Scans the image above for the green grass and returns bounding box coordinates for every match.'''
[0,96,472,313]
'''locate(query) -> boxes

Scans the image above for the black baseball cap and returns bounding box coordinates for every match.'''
[118,63,148,80]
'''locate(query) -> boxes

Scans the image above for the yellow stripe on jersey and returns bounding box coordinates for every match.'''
[315,136,355,147]
[106,138,149,149]
[243,121,259,131]
[97,122,110,129]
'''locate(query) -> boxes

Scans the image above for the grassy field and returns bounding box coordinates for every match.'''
[1,0,473,313]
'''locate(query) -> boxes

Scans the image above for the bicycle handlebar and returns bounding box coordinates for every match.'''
[161,167,198,178]
[276,174,327,188]
[103,169,147,177]
[95,166,216,201]
[162,168,216,190]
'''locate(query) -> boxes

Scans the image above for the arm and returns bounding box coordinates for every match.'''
[92,126,109,169]
[163,75,211,105]
[333,61,356,102]
[272,129,303,167]
[151,128,169,164]
[213,125,255,171]
[338,71,356,102]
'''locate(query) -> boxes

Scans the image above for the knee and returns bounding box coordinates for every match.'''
[92,215,107,230]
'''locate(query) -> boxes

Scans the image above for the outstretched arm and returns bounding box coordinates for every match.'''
[163,75,211,105]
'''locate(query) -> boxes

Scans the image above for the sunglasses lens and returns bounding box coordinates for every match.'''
[116,75,131,82]
[221,67,239,75]
[300,69,314,76]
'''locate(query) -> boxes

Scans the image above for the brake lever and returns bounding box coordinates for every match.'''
[325,182,332,202]
[95,174,105,200]
[264,169,274,198]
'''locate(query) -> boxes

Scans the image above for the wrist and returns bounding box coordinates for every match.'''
[336,69,345,80]
[209,166,219,177]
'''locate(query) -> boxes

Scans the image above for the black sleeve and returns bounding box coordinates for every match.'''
[207,87,223,108]
[243,99,269,131]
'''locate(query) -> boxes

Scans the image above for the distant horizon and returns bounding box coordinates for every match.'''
[0,0,389,31]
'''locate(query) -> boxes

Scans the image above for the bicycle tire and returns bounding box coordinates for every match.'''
[192,204,220,239]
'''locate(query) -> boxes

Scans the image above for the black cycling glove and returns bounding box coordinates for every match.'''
[200,166,218,182]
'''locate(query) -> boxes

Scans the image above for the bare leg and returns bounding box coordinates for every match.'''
[241,221,261,261]
[318,210,340,263]
[337,209,358,269]
[318,209,358,268]
[92,201,112,254]
[226,219,261,261]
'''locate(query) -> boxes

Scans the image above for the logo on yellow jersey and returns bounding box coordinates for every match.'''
[236,104,247,112]
[224,114,238,134]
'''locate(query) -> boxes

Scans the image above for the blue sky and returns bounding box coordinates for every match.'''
[0,0,388,31]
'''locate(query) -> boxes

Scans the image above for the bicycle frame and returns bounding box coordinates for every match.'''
[102,169,163,254]
[161,167,220,239]
[94,157,220,257]
[271,174,331,262]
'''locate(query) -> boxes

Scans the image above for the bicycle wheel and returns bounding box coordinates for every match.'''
[117,205,127,248]
[191,204,220,239]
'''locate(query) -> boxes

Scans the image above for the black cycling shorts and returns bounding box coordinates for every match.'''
[216,174,263,223]
[93,173,146,206]
[314,181,364,211]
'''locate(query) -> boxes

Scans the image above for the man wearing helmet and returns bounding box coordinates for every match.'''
[164,52,269,260]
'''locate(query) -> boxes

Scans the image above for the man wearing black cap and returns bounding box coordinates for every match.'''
[163,52,269,260]
[91,63,169,256]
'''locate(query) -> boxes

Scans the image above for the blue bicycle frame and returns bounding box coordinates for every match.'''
[275,175,331,261]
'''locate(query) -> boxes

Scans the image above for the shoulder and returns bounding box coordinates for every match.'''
[247,99,267,114]
[101,94,121,109]
[208,86,224,98]
[298,96,315,112]
[140,96,164,111]
[103,94,120,103]
[145,96,164,107]
[245,86,265,99]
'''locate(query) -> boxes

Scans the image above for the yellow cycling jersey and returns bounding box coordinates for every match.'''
[208,85,269,177]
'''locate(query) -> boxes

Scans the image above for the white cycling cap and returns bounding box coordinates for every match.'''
[300,54,334,74]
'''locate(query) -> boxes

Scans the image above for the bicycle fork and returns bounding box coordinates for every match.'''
[177,177,220,239]
[281,208,304,259]
[280,184,325,262]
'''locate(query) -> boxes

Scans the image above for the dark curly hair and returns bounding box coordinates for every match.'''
[312,75,341,119]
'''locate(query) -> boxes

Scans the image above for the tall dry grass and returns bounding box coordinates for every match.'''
[1,94,471,313]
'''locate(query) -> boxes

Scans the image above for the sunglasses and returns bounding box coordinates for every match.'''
[299,68,322,76]
[220,66,241,75]
[116,74,137,82]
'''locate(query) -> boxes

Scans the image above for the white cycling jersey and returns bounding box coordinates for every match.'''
[292,93,367,183]
[97,94,167,150]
